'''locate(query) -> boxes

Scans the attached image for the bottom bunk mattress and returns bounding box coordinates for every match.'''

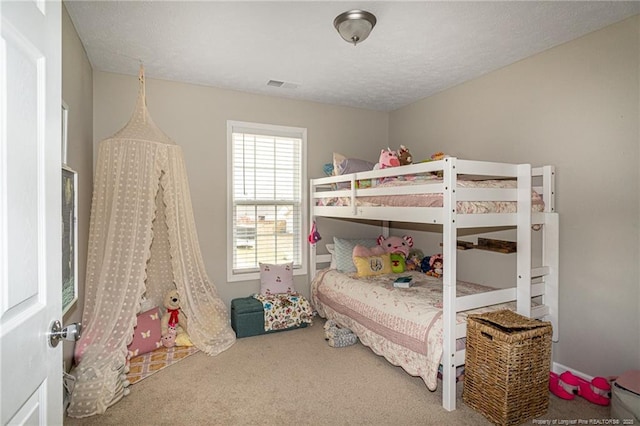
[311,269,517,391]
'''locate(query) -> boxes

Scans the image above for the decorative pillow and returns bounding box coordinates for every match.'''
[333,152,375,189]
[333,237,379,273]
[353,253,392,277]
[127,307,162,358]
[260,262,295,295]
[326,243,337,269]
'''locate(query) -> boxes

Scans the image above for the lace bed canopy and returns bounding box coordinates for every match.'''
[67,68,235,418]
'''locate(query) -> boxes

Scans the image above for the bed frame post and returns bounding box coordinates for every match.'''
[309,179,317,280]
[516,164,532,317]
[442,157,457,411]
[544,212,559,342]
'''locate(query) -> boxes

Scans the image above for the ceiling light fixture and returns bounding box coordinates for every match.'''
[333,9,377,46]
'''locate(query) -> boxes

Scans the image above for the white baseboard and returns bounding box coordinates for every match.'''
[552,362,594,381]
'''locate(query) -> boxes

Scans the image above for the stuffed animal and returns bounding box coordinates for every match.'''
[376,235,413,258]
[430,152,448,161]
[161,326,176,348]
[405,248,424,271]
[161,289,188,335]
[397,145,413,166]
[426,254,444,278]
[373,148,400,170]
[390,253,406,273]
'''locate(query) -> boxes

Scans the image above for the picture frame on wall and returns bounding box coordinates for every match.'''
[62,100,69,165]
[62,166,78,314]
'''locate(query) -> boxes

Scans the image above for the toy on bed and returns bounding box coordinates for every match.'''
[419,152,451,177]
[425,254,444,278]
[373,148,400,170]
[405,248,425,271]
[377,235,413,258]
[161,289,193,347]
[397,145,413,166]
[352,235,414,274]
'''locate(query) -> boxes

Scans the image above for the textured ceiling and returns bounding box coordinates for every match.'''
[65,1,640,111]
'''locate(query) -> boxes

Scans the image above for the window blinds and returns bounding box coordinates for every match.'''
[230,126,304,276]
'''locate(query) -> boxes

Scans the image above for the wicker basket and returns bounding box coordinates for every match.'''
[462,310,552,426]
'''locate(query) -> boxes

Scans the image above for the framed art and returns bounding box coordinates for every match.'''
[62,165,78,314]
[61,100,69,165]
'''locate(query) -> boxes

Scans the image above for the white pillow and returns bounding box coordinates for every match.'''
[259,262,295,295]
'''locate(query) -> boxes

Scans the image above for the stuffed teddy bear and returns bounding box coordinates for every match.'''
[161,289,188,335]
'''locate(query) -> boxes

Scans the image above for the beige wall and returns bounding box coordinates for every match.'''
[73,11,638,379]
[61,4,93,369]
[389,16,640,377]
[92,71,388,303]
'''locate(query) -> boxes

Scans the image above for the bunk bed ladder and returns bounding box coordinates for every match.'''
[441,157,458,412]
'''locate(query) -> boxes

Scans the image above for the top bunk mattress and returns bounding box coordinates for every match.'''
[314,177,545,213]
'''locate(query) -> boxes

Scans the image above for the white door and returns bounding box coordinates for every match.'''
[0,1,63,425]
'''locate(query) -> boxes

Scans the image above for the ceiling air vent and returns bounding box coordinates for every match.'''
[267,80,299,89]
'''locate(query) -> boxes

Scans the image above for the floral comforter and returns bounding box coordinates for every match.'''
[311,269,516,391]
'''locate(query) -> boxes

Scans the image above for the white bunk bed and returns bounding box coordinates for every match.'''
[308,157,559,411]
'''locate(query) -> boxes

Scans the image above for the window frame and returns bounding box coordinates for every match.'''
[226,120,308,282]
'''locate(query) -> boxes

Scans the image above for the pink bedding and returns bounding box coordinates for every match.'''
[316,178,545,213]
[311,269,517,391]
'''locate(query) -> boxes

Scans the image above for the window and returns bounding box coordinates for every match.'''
[227,121,307,281]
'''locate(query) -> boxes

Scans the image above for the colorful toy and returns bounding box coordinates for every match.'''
[426,253,443,278]
[390,253,406,273]
[374,148,400,169]
[549,371,611,406]
[308,221,321,245]
[161,326,177,348]
[420,256,431,273]
[405,248,424,271]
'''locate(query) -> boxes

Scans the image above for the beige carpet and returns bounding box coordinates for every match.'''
[65,319,611,425]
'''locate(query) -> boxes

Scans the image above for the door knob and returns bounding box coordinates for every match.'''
[48,320,82,348]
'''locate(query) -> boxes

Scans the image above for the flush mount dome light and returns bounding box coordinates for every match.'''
[334,9,377,46]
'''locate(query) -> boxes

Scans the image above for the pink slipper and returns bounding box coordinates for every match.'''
[578,377,611,406]
[549,371,576,400]
[552,371,611,406]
